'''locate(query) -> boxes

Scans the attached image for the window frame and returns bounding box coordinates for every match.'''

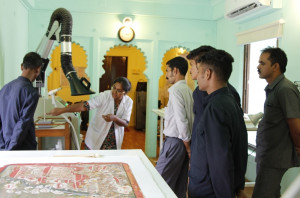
[242,39,278,114]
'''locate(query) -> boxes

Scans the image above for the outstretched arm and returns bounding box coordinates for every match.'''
[47,102,88,116]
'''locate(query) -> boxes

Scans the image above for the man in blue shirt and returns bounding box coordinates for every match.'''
[0,52,42,150]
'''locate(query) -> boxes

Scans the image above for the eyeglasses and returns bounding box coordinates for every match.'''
[111,85,125,94]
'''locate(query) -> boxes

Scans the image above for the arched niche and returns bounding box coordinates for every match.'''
[101,45,147,128]
[158,47,195,108]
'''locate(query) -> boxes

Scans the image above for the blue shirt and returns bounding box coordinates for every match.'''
[0,76,39,150]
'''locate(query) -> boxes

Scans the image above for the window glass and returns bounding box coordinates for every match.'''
[247,38,277,114]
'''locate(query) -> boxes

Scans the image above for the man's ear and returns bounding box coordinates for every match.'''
[273,62,281,72]
[173,67,178,75]
[205,68,212,80]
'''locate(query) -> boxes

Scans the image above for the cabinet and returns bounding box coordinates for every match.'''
[135,82,147,130]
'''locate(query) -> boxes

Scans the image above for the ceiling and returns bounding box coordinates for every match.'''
[20,0,225,20]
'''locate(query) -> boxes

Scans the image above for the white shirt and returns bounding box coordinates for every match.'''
[163,80,194,141]
[84,90,133,150]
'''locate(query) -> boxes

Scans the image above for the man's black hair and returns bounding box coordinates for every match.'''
[166,56,188,76]
[186,45,216,60]
[22,52,42,69]
[261,47,287,73]
[197,49,234,82]
[113,77,132,93]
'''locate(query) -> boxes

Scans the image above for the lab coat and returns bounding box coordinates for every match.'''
[85,90,133,150]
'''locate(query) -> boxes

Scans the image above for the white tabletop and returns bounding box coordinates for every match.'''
[0,149,176,198]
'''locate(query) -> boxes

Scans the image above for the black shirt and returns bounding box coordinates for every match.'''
[189,87,248,197]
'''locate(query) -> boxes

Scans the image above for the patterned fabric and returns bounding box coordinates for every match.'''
[100,103,118,150]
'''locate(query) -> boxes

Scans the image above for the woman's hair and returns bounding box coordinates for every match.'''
[113,77,132,93]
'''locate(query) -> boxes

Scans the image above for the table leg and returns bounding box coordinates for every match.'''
[65,122,70,150]
[38,137,42,150]
[160,117,163,151]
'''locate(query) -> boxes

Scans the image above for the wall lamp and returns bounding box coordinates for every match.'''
[118,17,135,42]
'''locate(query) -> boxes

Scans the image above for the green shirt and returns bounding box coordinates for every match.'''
[256,74,300,168]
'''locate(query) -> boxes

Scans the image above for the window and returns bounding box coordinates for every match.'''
[242,38,278,114]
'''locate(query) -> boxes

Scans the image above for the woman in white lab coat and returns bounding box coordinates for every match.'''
[48,77,133,150]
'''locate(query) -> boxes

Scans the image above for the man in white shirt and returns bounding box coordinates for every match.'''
[156,56,194,198]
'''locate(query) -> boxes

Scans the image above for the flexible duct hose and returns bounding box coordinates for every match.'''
[45,8,94,96]
[46,8,74,77]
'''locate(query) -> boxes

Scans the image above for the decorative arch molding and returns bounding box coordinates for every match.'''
[157,41,191,76]
[158,46,194,108]
[100,43,148,79]
[160,45,190,68]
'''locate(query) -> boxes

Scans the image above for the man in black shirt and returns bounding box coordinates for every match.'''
[188,49,248,198]
[186,46,242,150]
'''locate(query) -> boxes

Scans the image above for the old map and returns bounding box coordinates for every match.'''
[0,163,143,197]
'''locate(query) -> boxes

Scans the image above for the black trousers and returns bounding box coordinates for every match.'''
[156,137,189,198]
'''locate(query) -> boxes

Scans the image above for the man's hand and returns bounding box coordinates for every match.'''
[183,140,191,158]
[102,114,116,122]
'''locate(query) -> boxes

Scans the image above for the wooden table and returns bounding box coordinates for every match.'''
[35,117,71,150]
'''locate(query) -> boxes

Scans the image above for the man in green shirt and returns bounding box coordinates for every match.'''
[253,47,300,198]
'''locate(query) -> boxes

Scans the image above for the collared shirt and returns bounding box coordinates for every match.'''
[0,76,39,150]
[189,87,247,198]
[163,80,194,142]
[85,90,133,150]
[256,74,300,168]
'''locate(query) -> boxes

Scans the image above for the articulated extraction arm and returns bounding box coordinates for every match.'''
[35,8,95,96]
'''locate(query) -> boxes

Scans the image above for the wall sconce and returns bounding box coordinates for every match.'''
[118,17,135,42]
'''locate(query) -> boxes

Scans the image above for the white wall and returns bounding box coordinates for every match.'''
[0,0,29,88]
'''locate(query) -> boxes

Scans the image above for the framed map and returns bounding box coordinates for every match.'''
[0,162,143,197]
